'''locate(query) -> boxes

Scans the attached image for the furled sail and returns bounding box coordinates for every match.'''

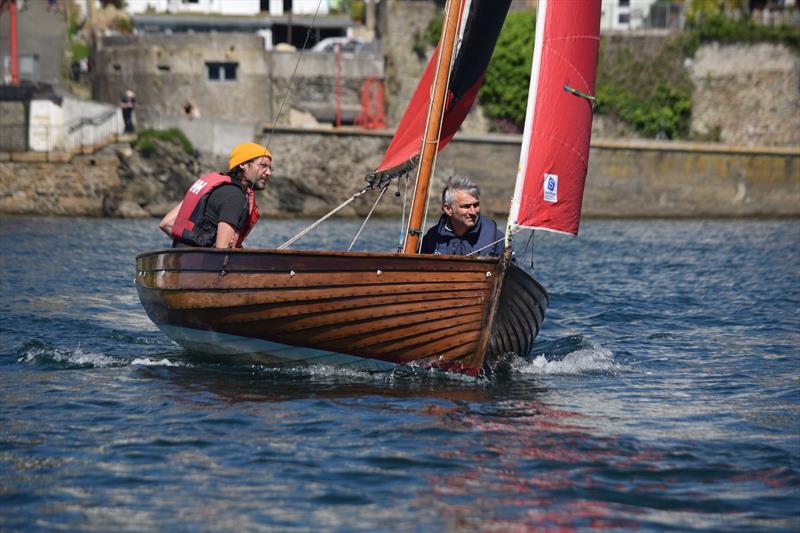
[508,0,601,236]
[375,0,512,176]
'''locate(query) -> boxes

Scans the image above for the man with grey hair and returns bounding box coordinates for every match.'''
[420,175,505,257]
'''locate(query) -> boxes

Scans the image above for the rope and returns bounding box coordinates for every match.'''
[465,226,523,257]
[465,236,506,257]
[265,0,324,149]
[398,174,409,252]
[348,184,389,251]
[278,187,370,249]
[526,229,535,271]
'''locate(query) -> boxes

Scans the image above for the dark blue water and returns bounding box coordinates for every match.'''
[2,215,798,531]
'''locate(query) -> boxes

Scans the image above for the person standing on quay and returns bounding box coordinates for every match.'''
[120,90,136,133]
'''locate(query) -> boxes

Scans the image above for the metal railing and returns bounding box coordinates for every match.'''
[1,108,124,155]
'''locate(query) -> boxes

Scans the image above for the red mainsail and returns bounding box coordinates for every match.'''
[375,0,512,175]
[508,0,601,236]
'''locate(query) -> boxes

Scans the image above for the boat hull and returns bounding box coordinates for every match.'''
[135,248,547,375]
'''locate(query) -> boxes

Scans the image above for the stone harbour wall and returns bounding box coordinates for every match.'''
[1,128,797,219]
[0,152,120,216]
[690,43,800,147]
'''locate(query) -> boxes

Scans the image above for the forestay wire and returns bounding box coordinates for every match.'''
[277,186,372,249]
[264,0,324,148]
[347,184,389,251]
[263,0,386,251]
[464,226,536,271]
[268,0,413,252]
[398,174,410,252]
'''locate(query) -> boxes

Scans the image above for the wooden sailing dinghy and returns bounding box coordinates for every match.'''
[135,0,602,376]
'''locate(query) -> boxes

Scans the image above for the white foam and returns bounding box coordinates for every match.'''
[130,357,185,367]
[515,347,617,375]
[19,345,117,368]
[18,346,186,369]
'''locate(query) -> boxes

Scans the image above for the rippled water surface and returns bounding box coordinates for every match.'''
[1,216,798,531]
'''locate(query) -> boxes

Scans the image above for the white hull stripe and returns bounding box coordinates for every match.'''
[158,325,397,372]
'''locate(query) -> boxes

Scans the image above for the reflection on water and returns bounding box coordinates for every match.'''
[1,216,799,530]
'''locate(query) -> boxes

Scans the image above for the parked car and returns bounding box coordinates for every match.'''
[310,37,365,53]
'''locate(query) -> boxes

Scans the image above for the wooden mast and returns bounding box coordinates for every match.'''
[402,0,463,254]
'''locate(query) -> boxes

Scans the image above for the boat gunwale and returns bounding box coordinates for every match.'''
[135,247,499,265]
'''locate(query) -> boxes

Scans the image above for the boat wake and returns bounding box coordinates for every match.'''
[16,340,188,369]
[18,342,117,368]
[513,345,618,376]
[130,357,187,367]
[14,337,617,380]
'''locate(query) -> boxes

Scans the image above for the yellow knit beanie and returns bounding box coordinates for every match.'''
[228,142,272,170]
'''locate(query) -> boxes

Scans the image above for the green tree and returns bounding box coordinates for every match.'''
[479,10,536,131]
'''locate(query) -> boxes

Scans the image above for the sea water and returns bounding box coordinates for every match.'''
[1,215,798,531]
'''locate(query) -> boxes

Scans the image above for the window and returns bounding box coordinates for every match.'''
[618,13,630,24]
[206,62,238,81]
[20,54,40,82]
[619,0,630,6]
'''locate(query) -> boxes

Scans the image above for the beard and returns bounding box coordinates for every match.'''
[252,178,267,191]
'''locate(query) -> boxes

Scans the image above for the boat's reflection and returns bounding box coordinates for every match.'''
[138,361,494,403]
[138,356,640,529]
[415,399,645,530]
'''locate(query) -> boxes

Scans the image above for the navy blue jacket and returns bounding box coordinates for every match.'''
[420,214,505,257]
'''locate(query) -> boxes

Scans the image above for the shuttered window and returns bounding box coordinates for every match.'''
[206,62,238,81]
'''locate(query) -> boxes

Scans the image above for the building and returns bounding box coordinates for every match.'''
[87,0,330,17]
[0,0,65,85]
[92,32,382,127]
[600,0,661,31]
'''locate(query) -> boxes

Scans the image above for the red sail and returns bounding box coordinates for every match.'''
[509,0,601,236]
[376,0,512,175]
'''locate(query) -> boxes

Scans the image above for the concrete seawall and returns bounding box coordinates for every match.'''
[264,127,800,219]
[1,127,797,218]
[438,135,800,218]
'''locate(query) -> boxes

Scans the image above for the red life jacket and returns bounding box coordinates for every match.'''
[171,172,259,247]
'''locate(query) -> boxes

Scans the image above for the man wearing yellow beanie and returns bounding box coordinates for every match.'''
[159,142,272,248]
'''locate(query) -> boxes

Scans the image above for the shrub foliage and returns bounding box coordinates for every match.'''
[596,36,693,139]
[479,10,536,132]
[134,128,195,158]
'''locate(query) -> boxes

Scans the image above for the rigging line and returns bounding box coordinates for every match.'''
[526,229,535,271]
[265,0,323,149]
[465,236,505,257]
[277,187,370,250]
[466,226,523,257]
[405,0,462,252]
[418,4,462,251]
[348,184,389,252]
[398,173,410,252]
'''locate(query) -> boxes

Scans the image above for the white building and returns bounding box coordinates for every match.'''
[82,0,330,17]
[601,0,660,31]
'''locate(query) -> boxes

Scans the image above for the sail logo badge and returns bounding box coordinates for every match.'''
[543,173,558,203]
[189,179,208,195]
